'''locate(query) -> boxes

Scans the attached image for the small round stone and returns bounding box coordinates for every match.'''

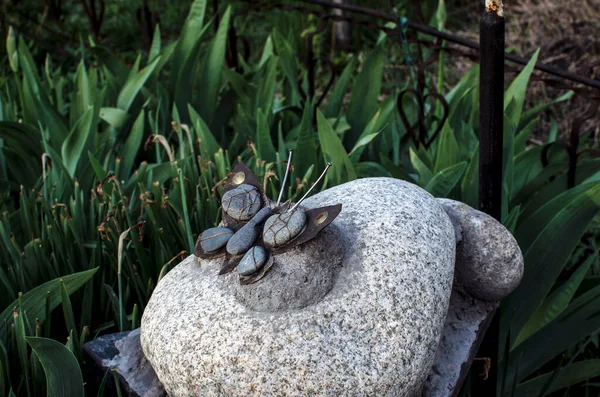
[237,246,268,276]
[221,184,261,222]
[262,210,307,248]
[199,227,234,252]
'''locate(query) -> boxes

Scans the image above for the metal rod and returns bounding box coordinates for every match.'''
[290,163,331,212]
[472,2,504,395]
[277,150,293,206]
[288,0,600,91]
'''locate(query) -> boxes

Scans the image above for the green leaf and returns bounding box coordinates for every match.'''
[7,27,18,72]
[503,205,520,233]
[255,57,278,116]
[59,280,80,357]
[349,96,395,162]
[514,252,598,347]
[349,133,380,158]
[502,183,600,348]
[61,107,94,177]
[324,58,356,118]
[169,0,207,93]
[517,91,573,132]
[355,162,390,178]
[316,110,356,185]
[0,268,98,342]
[272,28,300,101]
[346,45,384,149]
[507,285,600,383]
[149,25,162,62]
[381,154,415,182]
[117,56,161,112]
[189,105,220,158]
[119,110,145,180]
[294,101,318,179]
[503,101,517,197]
[197,6,231,124]
[504,49,539,125]
[460,144,479,207]
[26,337,84,397]
[409,147,433,186]
[424,162,467,197]
[99,107,129,128]
[70,61,92,126]
[256,109,277,162]
[514,360,600,397]
[434,121,460,174]
[514,182,597,252]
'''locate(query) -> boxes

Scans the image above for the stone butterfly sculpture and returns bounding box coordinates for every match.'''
[194,152,342,284]
[142,174,524,397]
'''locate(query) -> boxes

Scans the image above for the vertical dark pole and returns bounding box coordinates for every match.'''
[474,1,504,396]
[479,1,504,221]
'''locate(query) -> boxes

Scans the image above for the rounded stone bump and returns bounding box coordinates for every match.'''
[237,246,268,276]
[199,227,234,252]
[221,184,261,221]
[438,198,524,301]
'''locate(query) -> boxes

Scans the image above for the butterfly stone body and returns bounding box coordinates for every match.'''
[194,162,341,284]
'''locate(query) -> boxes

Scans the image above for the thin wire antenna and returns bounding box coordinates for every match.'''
[289,163,332,212]
[276,150,293,206]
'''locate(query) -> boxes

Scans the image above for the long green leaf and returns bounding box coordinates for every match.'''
[316,110,356,185]
[272,28,300,101]
[345,44,384,149]
[61,107,94,177]
[294,101,318,179]
[502,183,600,347]
[514,360,600,397]
[434,121,460,174]
[507,286,600,383]
[256,109,277,162]
[168,0,207,93]
[504,49,539,125]
[324,58,356,118]
[425,162,467,197]
[189,105,220,158]
[26,337,84,397]
[119,110,145,180]
[197,6,231,124]
[514,252,598,347]
[117,56,161,112]
[0,268,98,342]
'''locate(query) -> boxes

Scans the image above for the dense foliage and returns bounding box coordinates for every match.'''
[0,1,599,396]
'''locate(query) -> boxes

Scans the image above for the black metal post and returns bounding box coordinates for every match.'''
[474,1,504,396]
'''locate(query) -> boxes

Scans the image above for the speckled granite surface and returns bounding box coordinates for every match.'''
[141,178,456,396]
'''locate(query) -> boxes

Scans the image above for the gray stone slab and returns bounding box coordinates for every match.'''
[83,329,166,397]
[421,289,497,396]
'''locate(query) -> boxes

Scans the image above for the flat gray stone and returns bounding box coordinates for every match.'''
[237,246,268,276]
[422,290,497,397]
[226,207,273,255]
[83,329,166,397]
[438,199,524,302]
[141,178,456,397]
[222,184,261,221]
[262,210,307,247]
[200,227,233,252]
